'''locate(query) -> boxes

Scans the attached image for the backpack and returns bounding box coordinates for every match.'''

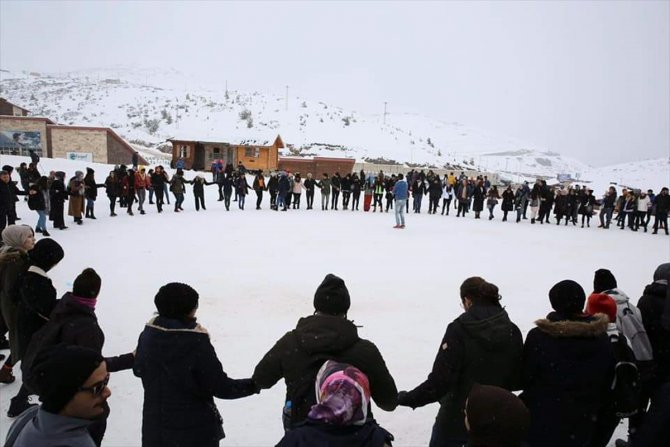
[618,301,654,362]
[609,332,641,418]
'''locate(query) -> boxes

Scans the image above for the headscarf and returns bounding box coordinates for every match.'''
[0,225,34,254]
[307,360,370,426]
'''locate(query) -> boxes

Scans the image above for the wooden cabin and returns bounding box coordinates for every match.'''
[169,135,284,172]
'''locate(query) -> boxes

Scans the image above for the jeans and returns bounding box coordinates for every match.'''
[174,193,184,210]
[154,188,164,212]
[306,190,314,209]
[36,210,47,231]
[239,195,246,209]
[395,199,406,225]
[331,190,339,209]
[321,193,329,210]
[164,184,170,204]
[599,206,613,227]
[278,193,286,210]
[137,189,146,211]
[149,187,154,203]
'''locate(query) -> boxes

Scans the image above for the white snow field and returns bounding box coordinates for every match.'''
[0,155,667,446]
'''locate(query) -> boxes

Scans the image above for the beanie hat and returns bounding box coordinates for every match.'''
[593,269,617,293]
[31,344,103,413]
[586,293,617,323]
[307,360,370,426]
[2,165,13,173]
[549,280,586,316]
[1,224,34,251]
[314,274,350,315]
[466,384,530,447]
[73,268,102,298]
[29,238,64,271]
[653,263,670,282]
[154,282,199,319]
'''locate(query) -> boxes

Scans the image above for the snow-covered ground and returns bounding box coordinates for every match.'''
[0,155,667,446]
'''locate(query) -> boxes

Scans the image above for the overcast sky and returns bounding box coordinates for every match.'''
[1,1,668,166]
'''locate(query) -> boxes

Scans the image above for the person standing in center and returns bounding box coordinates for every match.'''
[397,277,523,447]
[252,274,398,431]
[392,173,408,229]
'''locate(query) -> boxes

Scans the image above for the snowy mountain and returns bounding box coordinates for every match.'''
[0,66,666,189]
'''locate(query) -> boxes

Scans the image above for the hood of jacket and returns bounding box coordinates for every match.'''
[293,314,359,355]
[601,287,631,305]
[643,280,667,298]
[50,292,96,321]
[535,312,609,338]
[457,305,518,351]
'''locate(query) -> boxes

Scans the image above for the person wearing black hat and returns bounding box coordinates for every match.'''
[5,344,109,447]
[134,282,258,447]
[48,171,68,230]
[465,384,530,447]
[20,268,133,445]
[253,273,398,430]
[397,277,523,446]
[9,238,64,417]
[520,280,615,447]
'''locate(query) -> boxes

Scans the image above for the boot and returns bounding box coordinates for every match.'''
[42,230,50,237]
[7,396,37,418]
[0,365,15,383]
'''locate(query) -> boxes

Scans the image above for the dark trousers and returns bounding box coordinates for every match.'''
[52,202,65,227]
[218,183,224,200]
[0,210,9,233]
[148,187,154,203]
[224,192,232,210]
[306,189,314,209]
[126,193,135,213]
[634,211,647,231]
[653,213,668,233]
[441,198,451,215]
[194,193,205,210]
[429,197,439,214]
[352,192,360,210]
[174,193,184,210]
[457,200,467,217]
[591,408,619,447]
[385,196,393,212]
[331,190,339,209]
[256,190,263,209]
[292,192,301,209]
[632,382,670,447]
[373,194,383,210]
[108,196,117,214]
[154,188,164,212]
[270,191,277,209]
[342,191,351,209]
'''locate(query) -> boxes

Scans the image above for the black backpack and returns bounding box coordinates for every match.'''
[609,332,641,418]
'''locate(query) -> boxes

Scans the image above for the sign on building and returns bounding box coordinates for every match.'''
[557,174,572,182]
[66,152,93,162]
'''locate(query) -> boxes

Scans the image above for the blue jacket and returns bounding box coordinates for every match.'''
[392,180,408,200]
[134,316,258,447]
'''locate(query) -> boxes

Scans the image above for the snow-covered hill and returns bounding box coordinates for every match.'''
[0,66,666,190]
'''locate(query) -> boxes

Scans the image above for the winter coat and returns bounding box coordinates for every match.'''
[472,185,486,212]
[501,189,514,211]
[67,177,85,217]
[411,180,426,197]
[303,178,316,192]
[316,178,331,195]
[428,181,443,199]
[456,183,472,203]
[292,180,304,194]
[602,191,617,208]
[554,194,568,216]
[27,185,46,211]
[49,179,68,205]
[0,181,12,213]
[135,172,150,190]
[83,170,101,200]
[169,175,187,194]
[0,249,30,362]
[637,196,651,213]
[191,177,212,196]
[580,194,596,216]
[340,176,352,192]
[16,267,58,361]
[276,420,393,447]
[252,175,266,192]
[267,176,279,193]
[236,177,250,196]
[42,293,134,372]
[104,176,120,198]
[521,313,614,447]
[655,193,670,216]
[392,180,408,201]
[149,172,166,190]
[638,280,670,383]
[331,175,341,192]
[122,174,137,197]
[6,407,95,447]
[279,176,292,195]
[253,314,398,428]
[134,316,258,447]
[399,305,523,441]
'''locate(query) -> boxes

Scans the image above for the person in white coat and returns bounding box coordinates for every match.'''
[635,191,651,232]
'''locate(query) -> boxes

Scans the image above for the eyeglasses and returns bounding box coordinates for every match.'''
[78,374,110,396]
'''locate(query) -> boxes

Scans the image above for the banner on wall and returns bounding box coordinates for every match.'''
[0,130,41,150]
[66,152,93,162]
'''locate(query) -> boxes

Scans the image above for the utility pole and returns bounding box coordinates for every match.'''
[383,101,387,124]
[285,85,289,111]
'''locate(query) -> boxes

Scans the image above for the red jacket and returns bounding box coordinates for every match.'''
[135,172,151,190]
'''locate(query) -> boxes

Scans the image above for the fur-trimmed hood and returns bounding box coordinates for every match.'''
[534,313,609,338]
